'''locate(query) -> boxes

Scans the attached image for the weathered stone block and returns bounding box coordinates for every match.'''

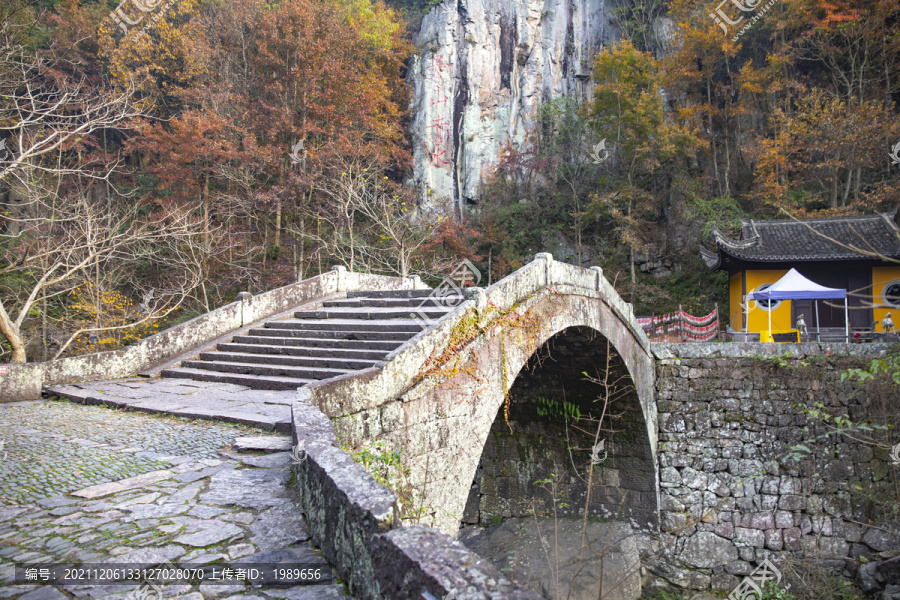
[701,507,718,524]
[712,398,740,411]
[599,468,621,487]
[778,495,805,511]
[721,446,743,459]
[818,537,850,559]
[662,512,689,532]
[660,467,681,485]
[734,527,766,548]
[648,562,711,591]
[811,516,832,536]
[855,444,874,463]
[850,542,876,562]
[862,527,900,552]
[681,467,708,490]
[760,495,779,510]
[832,516,855,540]
[822,461,852,481]
[859,562,881,593]
[714,523,735,539]
[660,494,685,512]
[800,516,812,535]
[694,412,712,432]
[823,494,849,517]
[735,497,757,511]
[774,511,793,529]
[844,522,864,543]
[760,476,780,495]
[662,413,686,433]
[728,459,764,477]
[725,560,753,575]
[708,476,731,498]
[746,512,775,531]
[711,572,741,592]
[378,402,403,434]
[800,535,818,557]
[783,527,801,551]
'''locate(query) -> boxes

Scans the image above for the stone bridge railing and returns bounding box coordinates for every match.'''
[291,254,656,599]
[0,268,424,402]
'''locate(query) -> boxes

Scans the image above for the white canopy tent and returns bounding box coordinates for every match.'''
[746,268,848,342]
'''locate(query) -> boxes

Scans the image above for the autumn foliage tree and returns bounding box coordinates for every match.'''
[102,0,413,302]
[588,40,700,293]
[0,0,208,363]
[661,0,900,212]
[0,0,420,362]
[754,90,900,208]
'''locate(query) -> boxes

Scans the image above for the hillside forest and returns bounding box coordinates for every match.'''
[0,0,899,363]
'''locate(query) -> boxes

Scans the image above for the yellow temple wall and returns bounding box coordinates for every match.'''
[725,269,793,335]
[872,266,900,331]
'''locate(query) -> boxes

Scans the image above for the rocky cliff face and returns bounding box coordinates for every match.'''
[409,0,616,213]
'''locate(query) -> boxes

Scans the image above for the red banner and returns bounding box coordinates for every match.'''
[638,306,719,342]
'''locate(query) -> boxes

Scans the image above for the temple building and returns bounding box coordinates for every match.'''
[701,211,900,335]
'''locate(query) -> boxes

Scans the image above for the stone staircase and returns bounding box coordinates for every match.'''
[159,289,463,390]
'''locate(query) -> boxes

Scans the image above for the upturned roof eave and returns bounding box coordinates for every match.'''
[700,246,721,270]
[702,211,900,268]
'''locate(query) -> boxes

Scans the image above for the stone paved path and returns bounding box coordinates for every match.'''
[46,380,295,433]
[0,400,350,600]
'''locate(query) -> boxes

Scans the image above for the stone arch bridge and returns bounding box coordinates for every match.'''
[303,253,659,535]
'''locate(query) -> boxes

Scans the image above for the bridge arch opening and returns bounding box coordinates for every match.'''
[462,325,659,534]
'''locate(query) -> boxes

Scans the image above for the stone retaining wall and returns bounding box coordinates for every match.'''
[651,342,900,594]
[0,268,423,402]
[291,399,542,600]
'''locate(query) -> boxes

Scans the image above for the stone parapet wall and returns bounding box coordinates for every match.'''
[651,342,899,593]
[291,400,542,600]
[654,341,890,360]
[0,268,423,402]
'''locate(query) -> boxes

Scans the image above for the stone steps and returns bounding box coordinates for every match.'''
[263,320,423,333]
[232,335,404,351]
[215,343,390,362]
[179,359,353,380]
[293,307,452,320]
[257,324,416,341]
[159,367,316,390]
[346,289,438,299]
[198,351,379,371]
[322,296,464,309]
[160,288,454,390]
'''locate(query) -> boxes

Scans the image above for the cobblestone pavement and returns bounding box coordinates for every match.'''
[46,380,294,433]
[0,400,350,600]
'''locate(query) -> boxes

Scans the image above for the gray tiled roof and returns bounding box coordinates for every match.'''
[703,211,900,268]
